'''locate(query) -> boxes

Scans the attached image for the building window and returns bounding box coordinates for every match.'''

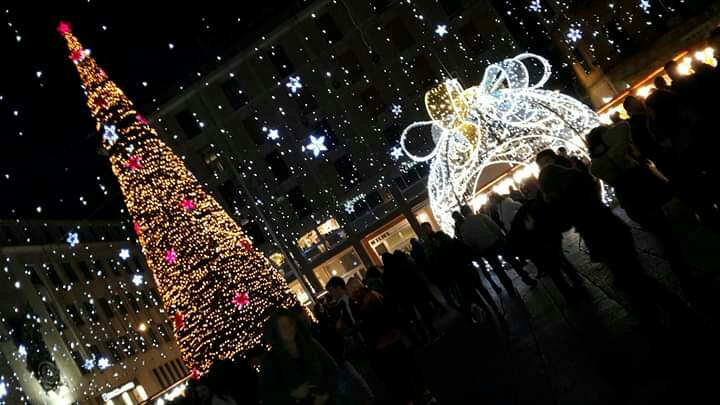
[604,19,634,54]
[114,295,129,315]
[119,335,136,357]
[158,322,173,343]
[334,155,363,189]
[387,18,414,51]
[107,258,121,276]
[72,351,90,374]
[83,301,100,323]
[571,48,591,75]
[360,86,385,117]
[126,292,141,312]
[221,78,248,110]
[150,288,162,305]
[370,0,391,12]
[312,248,366,288]
[98,298,114,319]
[310,119,338,150]
[26,265,42,285]
[203,150,224,173]
[382,125,401,145]
[45,303,66,331]
[242,115,266,146]
[175,109,203,139]
[78,261,94,281]
[44,264,63,288]
[135,332,148,352]
[288,187,313,218]
[106,339,123,361]
[268,46,295,77]
[337,51,364,83]
[316,13,343,43]
[66,304,84,326]
[60,263,79,283]
[243,220,268,245]
[295,91,319,115]
[139,290,152,308]
[458,23,487,54]
[439,0,464,17]
[265,151,292,182]
[219,180,243,208]
[147,327,161,346]
[413,55,435,87]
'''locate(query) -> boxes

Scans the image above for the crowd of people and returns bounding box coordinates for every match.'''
[168,33,720,405]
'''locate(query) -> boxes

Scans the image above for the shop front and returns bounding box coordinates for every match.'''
[361,215,419,265]
[311,247,366,292]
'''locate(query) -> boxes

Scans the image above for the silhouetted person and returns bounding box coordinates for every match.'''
[363,266,385,295]
[459,206,537,296]
[207,358,258,405]
[260,309,338,405]
[654,75,670,90]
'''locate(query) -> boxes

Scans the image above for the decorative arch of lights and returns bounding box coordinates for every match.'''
[401,53,601,233]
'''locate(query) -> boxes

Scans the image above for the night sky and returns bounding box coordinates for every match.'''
[0,1,311,220]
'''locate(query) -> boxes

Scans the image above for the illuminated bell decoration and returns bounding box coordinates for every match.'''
[60,27,297,372]
[401,53,600,233]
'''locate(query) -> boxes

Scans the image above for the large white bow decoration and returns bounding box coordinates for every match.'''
[400,53,600,233]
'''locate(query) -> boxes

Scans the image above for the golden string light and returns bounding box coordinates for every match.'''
[60,24,297,372]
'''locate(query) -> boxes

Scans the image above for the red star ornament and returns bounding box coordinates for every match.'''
[239,239,252,251]
[125,155,143,171]
[57,21,71,35]
[180,198,196,211]
[190,368,202,380]
[231,292,250,309]
[135,114,148,125]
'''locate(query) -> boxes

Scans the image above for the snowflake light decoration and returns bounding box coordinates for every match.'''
[286,76,303,94]
[102,124,118,146]
[434,24,448,37]
[391,104,402,118]
[305,135,328,157]
[83,357,95,371]
[390,146,404,160]
[529,0,542,12]
[132,274,144,286]
[567,27,582,42]
[119,249,131,260]
[66,232,79,248]
[266,128,280,140]
[639,0,651,13]
[400,53,600,233]
[97,357,111,370]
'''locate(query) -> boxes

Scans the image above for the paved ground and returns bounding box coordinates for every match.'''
[411,213,720,405]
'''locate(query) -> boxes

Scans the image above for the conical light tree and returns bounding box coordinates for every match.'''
[58,22,297,372]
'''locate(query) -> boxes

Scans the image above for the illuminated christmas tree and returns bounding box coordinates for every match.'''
[58,22,297,372]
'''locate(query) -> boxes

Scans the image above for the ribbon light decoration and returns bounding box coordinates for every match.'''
[401,53,601,233]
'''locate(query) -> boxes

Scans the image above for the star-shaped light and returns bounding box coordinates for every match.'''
[69,49,86,63]
[391,104,402,117]
[567,27,582,42]
[135,114,148,125]
[529,0,542,12]
[266,128,280,141]
[102,124,118,145]
[180,198,196,211]
[639,0,651,12]
[344,202,355,214]
[133,223,142,236]
[125,155,143,171]
[231,292,250,309]
[83,357,95,371]
[286,76,303,94]
[435,24,448,37]
[97,357,111,370]
[0,381,7,399]
[190,367,202,380]
[390,146,404,160]
[57,21,72,35]
[165,249,177,264]
[119,249,131,260]
[132,274,143,286]
[305,135,328,157]
[66,232,79,248]
[17,345,27,358]
[126,144,135,154]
